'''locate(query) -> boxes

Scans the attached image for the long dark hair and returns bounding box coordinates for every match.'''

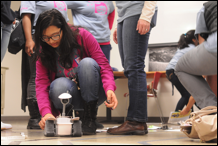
[178,29,196,49]
[34,9,84,73]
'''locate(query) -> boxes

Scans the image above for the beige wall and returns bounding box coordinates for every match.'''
[2,1,205,117]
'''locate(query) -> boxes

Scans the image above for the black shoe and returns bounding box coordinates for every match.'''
[82,100,98,135]
[27,118,41,129]
[95,120,104,129]
[75,108,104,129]
[94,107,104,129]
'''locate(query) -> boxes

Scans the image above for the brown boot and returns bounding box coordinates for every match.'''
[107,120,147,135]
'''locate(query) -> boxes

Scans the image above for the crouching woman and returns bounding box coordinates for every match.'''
[34,9,118,135]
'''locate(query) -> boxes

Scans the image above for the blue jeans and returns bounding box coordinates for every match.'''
[100,44,111,63]
[117,15,152,122]
[100,44,118,71]
[1,22,13,62]
[49,58,107,111]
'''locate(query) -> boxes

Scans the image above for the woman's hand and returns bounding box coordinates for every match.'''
[136,19,150,35]
[38,113,56,130]
[25,39,35,57]
[113,28,118,44]
[104,90,118,110]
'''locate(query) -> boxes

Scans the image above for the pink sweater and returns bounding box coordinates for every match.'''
[35,28,116,117]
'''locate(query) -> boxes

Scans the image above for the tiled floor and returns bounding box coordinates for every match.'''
[1,119,217,145]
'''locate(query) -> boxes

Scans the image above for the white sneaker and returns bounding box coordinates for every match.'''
[1,121,12,130]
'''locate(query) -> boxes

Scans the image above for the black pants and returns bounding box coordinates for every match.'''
[166,69,200,111]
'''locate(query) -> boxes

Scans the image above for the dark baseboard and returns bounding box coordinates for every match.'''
[1,116,30,121]
[1,116,169,123]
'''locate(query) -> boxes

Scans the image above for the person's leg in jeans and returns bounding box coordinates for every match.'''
[108,15,151,135]
[77,57,107,134]
[88,45,112,129]
[50,58,106,110]
[119,15,151,123]
[175,40,217,108]
[49,77,83,115]
[1,22,13,130]
[100,44,111,63]
[26,35,41,129]
[77,57,107,104]
[100,44,118,71]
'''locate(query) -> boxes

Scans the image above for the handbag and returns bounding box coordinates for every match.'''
[180,106,217,142]
[8,7,34,54]
[8,18,26,54]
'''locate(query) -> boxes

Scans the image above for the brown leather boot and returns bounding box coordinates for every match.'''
[107,120,148,135]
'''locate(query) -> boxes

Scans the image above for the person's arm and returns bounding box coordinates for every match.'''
[22,13,35,56]
[35,59,54,117]
[140,1,157,23]
[136,1,157,35]
[107,10,115,30]
[180,96,196,115]
[36,58,59,130]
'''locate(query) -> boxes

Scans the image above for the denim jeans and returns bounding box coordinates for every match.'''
[1,22,13,62]
[100,44,118,71]
[100,44,111,63]
[117,15,152,122]
[166,69,200,111]
[49,57,107,111]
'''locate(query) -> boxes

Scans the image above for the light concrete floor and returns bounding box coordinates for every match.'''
[1,119,217,145]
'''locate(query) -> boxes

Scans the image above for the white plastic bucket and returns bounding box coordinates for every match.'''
[56,117,72,136]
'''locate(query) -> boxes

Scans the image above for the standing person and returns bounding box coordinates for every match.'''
[166,30,201,113]
[20,1,69,129]
[1,1,15,130]
[175,1,217,109]
[34,9,118,135]
[66,1,118,70]
[65,1,116,129]
[107,1,157,135]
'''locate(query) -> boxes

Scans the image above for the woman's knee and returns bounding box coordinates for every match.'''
[49,77,77,100]
[49,77,77,109]
[78,57,100,72]
[50,77,74,91]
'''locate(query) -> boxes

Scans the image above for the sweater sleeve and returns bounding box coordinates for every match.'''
[35,59,53,117]
[78,28,117,94]
[139,1,157,23]
[107,10,115,30]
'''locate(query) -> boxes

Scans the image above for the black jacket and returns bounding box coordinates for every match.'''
[204,1,217,33]
[1,1,16,24]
